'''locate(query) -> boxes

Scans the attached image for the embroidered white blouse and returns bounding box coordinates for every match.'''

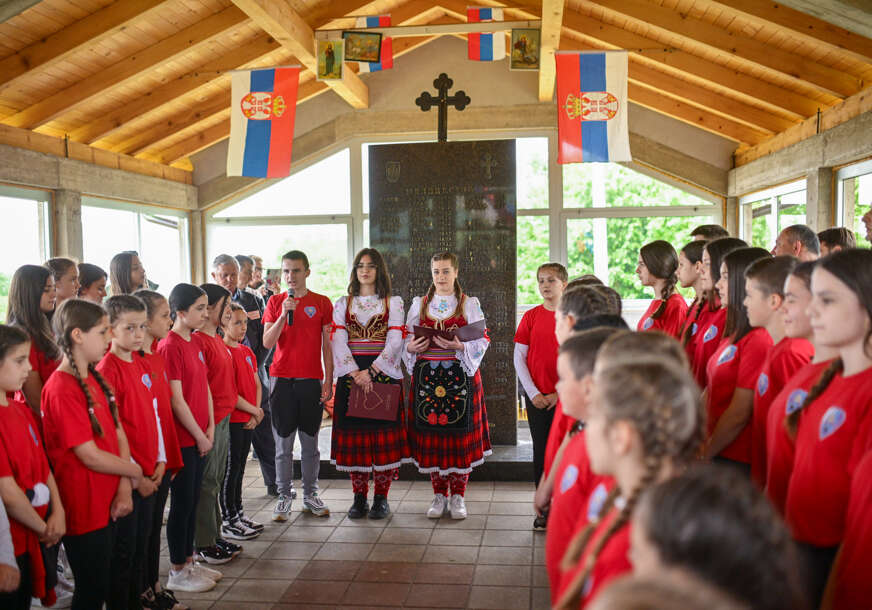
[331,295,405,380]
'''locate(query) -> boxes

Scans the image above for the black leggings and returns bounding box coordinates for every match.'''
[0,553,31,610]
[64,525,114,610]
[221,422,253,522]
[525,394,555,487]
[108,490,155,609]
[146,476,171,588]
[167,447,205,566]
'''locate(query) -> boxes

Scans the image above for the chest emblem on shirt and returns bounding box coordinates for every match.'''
[717,344,737,365]
[560,464,579,494]
[641,317,654,330]
[28,423,39,447]
[757,373,769,396]
[819,407,846,440]
[141,373,152,390]
[703,324,718,343]
[304,306,317,318]
[198,351,205,364]
[690,322,698,336]
[246,355,254,370]
[587,482,608,521]
[785,389,807,415]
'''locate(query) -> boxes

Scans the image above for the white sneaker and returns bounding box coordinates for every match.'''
[427,494,448,519]
[303,492,330,517]
[32,588,72,608]
[191,561,223,582]
[272,494,293,522]
[449,494,467,520]
[166,564,216,593]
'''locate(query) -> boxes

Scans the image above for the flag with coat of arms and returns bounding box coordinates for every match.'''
[555,51,631,164]
[227,66,301,178]
[356,15,393,71]
[467,7,505,61]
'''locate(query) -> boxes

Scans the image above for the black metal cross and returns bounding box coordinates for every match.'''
[415,73,471,143]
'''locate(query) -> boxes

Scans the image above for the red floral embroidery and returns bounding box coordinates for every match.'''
[427,412,438,425]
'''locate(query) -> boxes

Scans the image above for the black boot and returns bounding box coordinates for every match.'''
[368,494,390,520]
[348,493,369,519]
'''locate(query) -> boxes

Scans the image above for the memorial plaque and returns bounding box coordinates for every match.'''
[369,141,517,445]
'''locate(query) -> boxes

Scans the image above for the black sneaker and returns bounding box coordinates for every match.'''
[533,514,548,531]
[368,494,390,520]
[266,484,279,497]
[347,493,369,519]
[194,545,233,565]
[154,588,185,610]
[216,537,242,557]
[239,513,264,532]
[221,520,258,541]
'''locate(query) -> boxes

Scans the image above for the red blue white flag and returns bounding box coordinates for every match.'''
[227,66,301,178]
[355,15,393,72]
[555,51,631,164]
[467,7,505,61]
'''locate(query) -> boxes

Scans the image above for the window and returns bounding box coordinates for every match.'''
[739,180,807,249]
[836,160,872,246]
[517,138,548,210]
[82,200,189,293]
[517,216,549,304]
[0,186,51,318]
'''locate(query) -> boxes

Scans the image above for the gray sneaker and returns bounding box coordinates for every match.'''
[272,494,293,522]
[303,492,330,516]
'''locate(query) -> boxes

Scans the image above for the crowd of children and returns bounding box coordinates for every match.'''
[0,218,871,609]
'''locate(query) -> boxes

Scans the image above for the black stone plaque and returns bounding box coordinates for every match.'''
[369,141,517,445]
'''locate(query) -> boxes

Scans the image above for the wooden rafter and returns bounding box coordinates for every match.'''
[538,0,565,102]
[0,0,167,94]
[230,0,368,109]
[2,6,248,130]
[584,0,863,98]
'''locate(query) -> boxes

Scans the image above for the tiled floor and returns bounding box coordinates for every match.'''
[161,463,550,609]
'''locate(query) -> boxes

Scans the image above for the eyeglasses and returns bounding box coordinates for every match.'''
[356,263,377,270]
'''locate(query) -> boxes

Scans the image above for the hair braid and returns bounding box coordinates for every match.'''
[681,295,707,346]
[61,343,104,437]
[560,487,620,571]
[88,364,120,428]
[650,272,677,320]
[785,358,843,438]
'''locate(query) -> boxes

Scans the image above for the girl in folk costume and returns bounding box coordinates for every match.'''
[330,249,408,520]
[404,252,491,520]
[635,240,687,339]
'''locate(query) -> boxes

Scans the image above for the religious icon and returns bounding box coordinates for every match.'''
[342,31,383,63]
[510,28,540,70]
[316,39,343,81]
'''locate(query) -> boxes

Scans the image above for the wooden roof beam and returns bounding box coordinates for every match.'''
[230,0,368,109]
[583,0,862,98]
[0,0,167,94]
[539,0,565,102]
[2,6,248,130]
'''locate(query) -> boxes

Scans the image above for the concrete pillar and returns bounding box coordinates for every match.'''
[188,210,206,284]
[806,168,834,231]
[724,196,739,237]
[53,189,83,260]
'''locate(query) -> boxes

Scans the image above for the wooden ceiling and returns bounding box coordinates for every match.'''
[0,0,870,184]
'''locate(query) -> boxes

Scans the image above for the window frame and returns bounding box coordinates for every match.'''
[835,158,872,230]
[0,182,52,263]
[738,179,807,247]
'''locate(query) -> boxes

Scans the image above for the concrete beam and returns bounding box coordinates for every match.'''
[0,143,197,210]
[52,189,83,261]
[806,167,835,231]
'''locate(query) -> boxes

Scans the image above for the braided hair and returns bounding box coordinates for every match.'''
[559,286,615,322]
[556,359,704,609]
[53,299,119,437]
[679,241,707,347]
[639,241,679,319]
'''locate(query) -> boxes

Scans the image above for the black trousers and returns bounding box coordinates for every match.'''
[146,476,171,589]
[108,490,155,609]
[525,394,556,487]
[221,422,253,521]
[64,524,114,610]
[167,447,205,565]
[796,541,838,609]
[0,553,31,610]
[251,369,276,487]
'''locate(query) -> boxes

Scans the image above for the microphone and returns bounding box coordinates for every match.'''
[287,289,294,326]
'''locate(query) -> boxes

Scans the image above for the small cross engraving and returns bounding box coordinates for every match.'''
[481,153,498,180]
[415,73,471,143]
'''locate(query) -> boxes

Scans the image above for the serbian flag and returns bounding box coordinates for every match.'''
[468,7,505,61]
[356,15,393,72]
[227,66,301,178]
[555,51,631,164]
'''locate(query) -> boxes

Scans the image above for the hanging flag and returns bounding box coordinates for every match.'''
[227,66,301,178]
[355,15,393,72]
[467,7,505,61]
[555,51,631,164]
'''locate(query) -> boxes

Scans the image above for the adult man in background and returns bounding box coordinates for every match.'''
[771,224,820,261]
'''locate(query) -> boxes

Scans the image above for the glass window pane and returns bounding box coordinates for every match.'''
[0,196,45,318]
[562,164,594,208]
[855,173,871,243]
[750,203,774,249]
[215,148,351,217]
[82,205,140,279]
[566,218,595,279]
[140,215,188,291]
[563,163,713,208]
[517,138,548,210]
[207,223,349,302]
[517,216,549,305]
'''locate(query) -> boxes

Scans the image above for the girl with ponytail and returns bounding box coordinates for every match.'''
[41,299,142,610]
[554,353,705,609]
[782,249,872,608]
[635,240,687,339]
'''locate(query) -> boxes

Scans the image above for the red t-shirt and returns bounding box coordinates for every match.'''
[140,351,184,472]
[263,290,332,379]
[0,399,51,555]
[679,299,703,365]
[705,328,773,463]
[28,342,60,383]
[196,332,237,424]
[785,367,872,546]
[96,352,159,477]
[750,337,814,487]
[514,305,559,395]
[637,293,688,340]
[546,429,611,604]
[229,344,258,424]
[832,448,872,609]
[544,401,573,477]
[41,371,121,536]
[157,330,210,449]
[692,306,726,389]
[765,361,831,517]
